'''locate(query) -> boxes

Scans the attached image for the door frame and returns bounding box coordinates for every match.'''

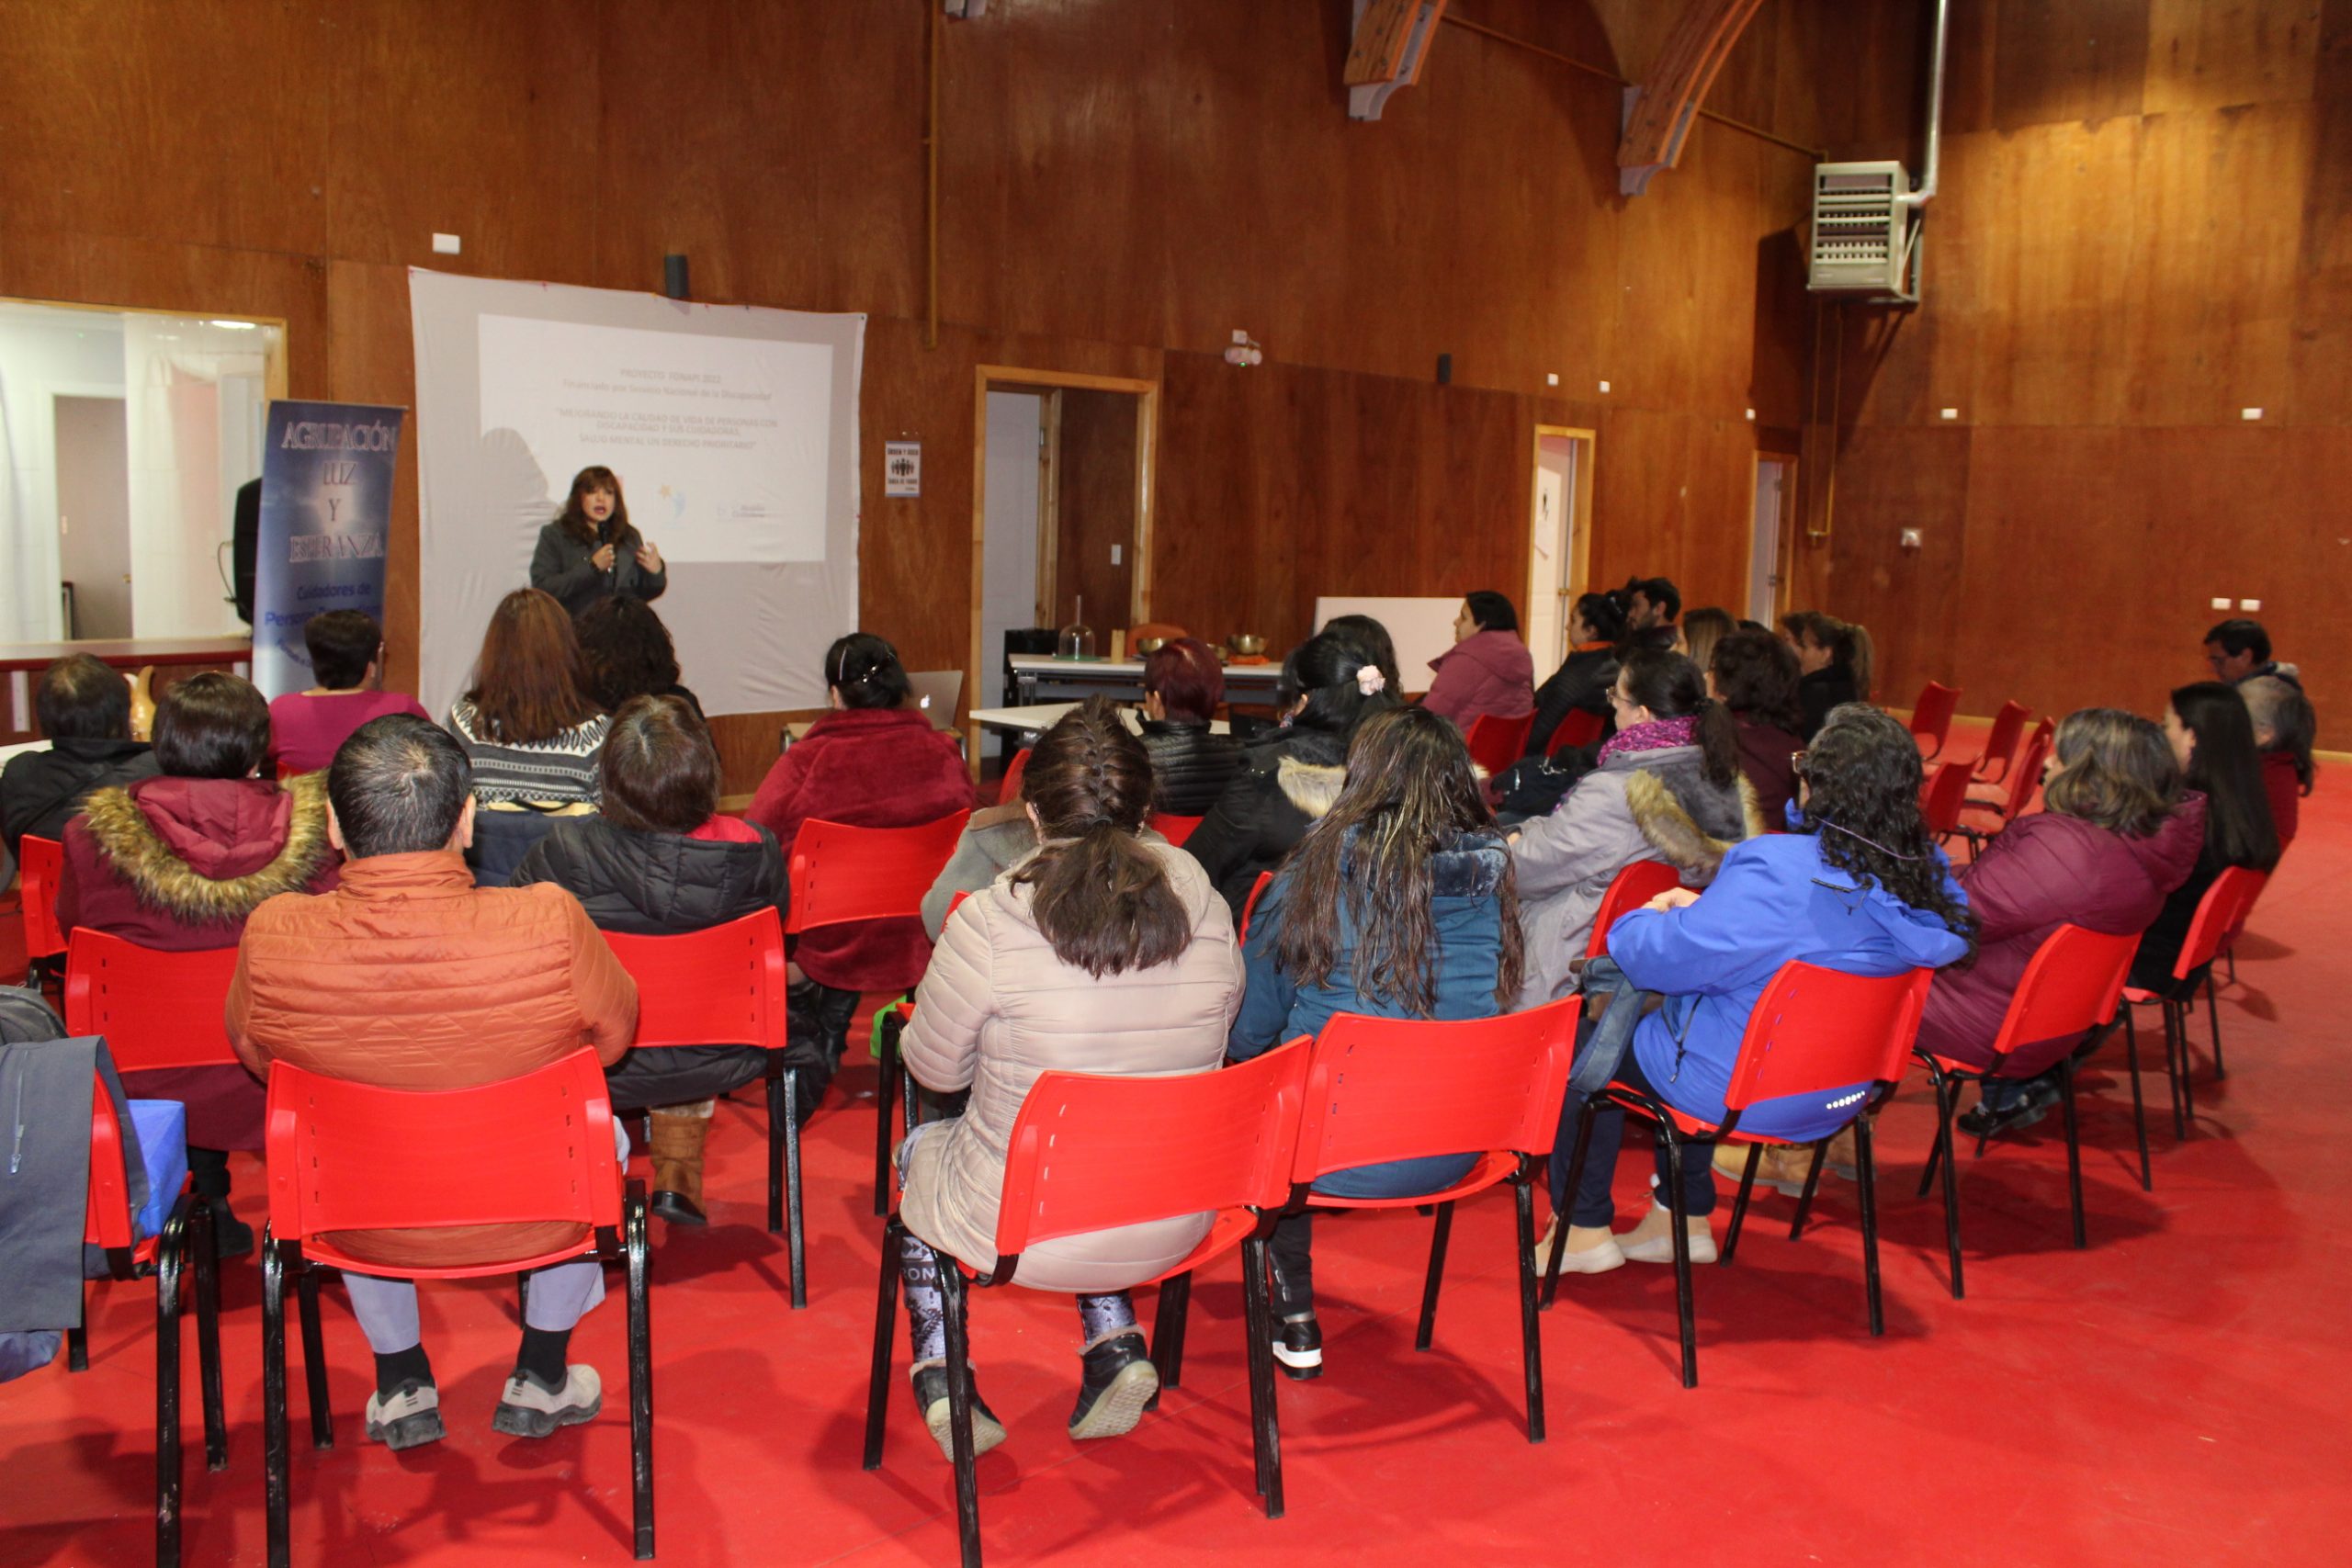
[1527,424,1596,668]
[1748,451,1800,625]
[970,365,1159,770]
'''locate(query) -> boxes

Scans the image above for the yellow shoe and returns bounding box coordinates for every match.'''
[1617,1201,1717,1265]
[1531,1218,1626,1275]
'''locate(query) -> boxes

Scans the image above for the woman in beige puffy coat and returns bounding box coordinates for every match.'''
[893,697,1244,1461]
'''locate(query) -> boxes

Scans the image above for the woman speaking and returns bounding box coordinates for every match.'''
[530,465,668,617]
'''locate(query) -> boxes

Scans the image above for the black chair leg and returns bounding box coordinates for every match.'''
[2123,1007,2154,1191]
[863,1219,904,1472]
[1849,1111,1887,1336]
[262,1236,291,1568]
[1657,1123,1699,1390]
[1243,1235,1284,1519]
[766,1070,787,1234]
[1540,1100,1599,1311]
[2205,971,2227,1080]
[2165,1000,2191,1137]
[1720,1145,1762,1265]
[2059,1059,2086,1250]
[296,1269,332,1450]
[155,1201,186,1568]
[784,1071,807,1309]
[1414,1201,1453,1350]
[1788,1141,1828,1243]
[937,1256,983,1568]
[67,1292,88,1372]
[873,1014,901,1218]
[1149,1270,1191,1395]
[1931,1073,1966,1301]
[626,1192,655,1562]
[1511,1179,1545,1443]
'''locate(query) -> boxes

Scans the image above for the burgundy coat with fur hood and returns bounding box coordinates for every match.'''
[745,706,976,989]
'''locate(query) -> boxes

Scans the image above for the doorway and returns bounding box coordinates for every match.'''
[54,395,132,638]
[1748,455,1796,624]
[1525,426,1595,671]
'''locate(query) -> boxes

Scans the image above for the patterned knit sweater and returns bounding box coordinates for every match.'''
[447,700,610,805]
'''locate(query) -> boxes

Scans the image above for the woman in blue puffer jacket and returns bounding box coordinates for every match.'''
[1229,705,1523,1382]
[1545,703,1976,1274]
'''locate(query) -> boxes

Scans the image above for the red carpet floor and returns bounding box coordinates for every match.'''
[6,772,2349,1565]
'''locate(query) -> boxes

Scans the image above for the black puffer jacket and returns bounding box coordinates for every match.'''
[1182,726,1348,919]
[1797,666,1860,739]
[1,739,159,858]
[1138,718,1243,816]
[1524,647,1619,760]
[509,815,786,936]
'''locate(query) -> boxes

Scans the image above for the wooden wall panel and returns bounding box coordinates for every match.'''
[1818,424,1973,705]
[1053,389,1139,640]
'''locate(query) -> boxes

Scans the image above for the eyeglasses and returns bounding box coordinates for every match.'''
[1790,750,1808,777]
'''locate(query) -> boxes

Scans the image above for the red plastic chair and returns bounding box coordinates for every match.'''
[1534,707,1605,759]
[604,909,810,1305]
[64,930,243,1071]
[1148,812,1204,846]
[19,833,66,976]
[1238,869,1274,942]
[1908,680,1961,761]
[789,810,971,1214]
[1918,759,1971,843]
[1584,860,1683,960]
[1968,700,2030,785]
[259,1051,653,1564]
[1912,923,2138,1299]
[863,1042,1313,1563]
[2120,865,2268,1154]
[83,1078,224,1568]
[995,748,1031,807]
[1549,964,1933,1386]
[1283,998,1580,1452]
[1958,716,2053,852]
[1464,710,1535,775]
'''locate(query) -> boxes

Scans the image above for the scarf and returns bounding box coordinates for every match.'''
[1597,714,1696,765]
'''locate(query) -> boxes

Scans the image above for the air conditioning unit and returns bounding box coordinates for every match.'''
[1807,160,1920,303]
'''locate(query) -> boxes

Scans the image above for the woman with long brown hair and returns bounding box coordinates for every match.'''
[530,465,668,618]
[892,697,1243,1461]
[1227,705,1522,1380]
[447,588,610,881]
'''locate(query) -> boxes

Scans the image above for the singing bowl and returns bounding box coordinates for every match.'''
[1225,633,1267,656]
[1133,636,1170,655]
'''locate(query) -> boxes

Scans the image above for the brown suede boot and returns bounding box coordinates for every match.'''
[647,1111,710,1226]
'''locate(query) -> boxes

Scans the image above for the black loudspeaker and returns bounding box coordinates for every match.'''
[663,254,690,300]
[232,478,260,626]
[1436,353,1453,385]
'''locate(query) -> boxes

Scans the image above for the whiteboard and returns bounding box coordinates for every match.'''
[1313,596,1461,695]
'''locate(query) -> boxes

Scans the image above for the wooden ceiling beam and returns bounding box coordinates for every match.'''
[1345,0,1450,121]
[1619,0,1767,195]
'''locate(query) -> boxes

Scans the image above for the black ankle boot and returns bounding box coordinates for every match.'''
[1069,1332,1159,1439]
[1272,1314,1323,1382]
[910,1364,1008,1461]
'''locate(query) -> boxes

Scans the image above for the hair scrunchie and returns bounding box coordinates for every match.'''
[1355,666,1387,697]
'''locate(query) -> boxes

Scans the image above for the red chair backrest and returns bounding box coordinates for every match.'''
[786,810,970,936]
[1539,708,1606,757]
[1972,701,2030,781]
[1149,812,1204,846]
[1984,923,2139,1061]
[1722,964,1935,1111]
[1999,718,2055,815]
[1586,860,1683,959]
[19,835,65,960]
[264,1050,621,1247]
[1238,870,1274,942]
[1291,998,1582,1181]
[603,908,787,1050]
[2173,866,2268,980]
[85,1075,137,1250]
[993,1039,1311,1257]
[63,930,242,1072]
[1909,681,1960,749]
[997,749,1032,807]
[1464,711,1535,775]
[1919,759,1971,835]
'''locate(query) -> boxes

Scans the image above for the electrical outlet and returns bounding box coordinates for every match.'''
[1744,408,1755,421]
[2239,597,2261,612]
[2241,408,2263,421]
[1939,408,1959,420]
[432,232,461,254]
[1545,372,1559,387]
[1598,379,1611,393]
[2210,597,2233,610]
[1110,544,1122,566]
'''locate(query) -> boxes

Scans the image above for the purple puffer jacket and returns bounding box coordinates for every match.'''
[1422,629,1534,728]
[1915,796,2206,1075]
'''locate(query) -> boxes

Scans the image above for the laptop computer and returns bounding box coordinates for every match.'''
[905,670,964,730]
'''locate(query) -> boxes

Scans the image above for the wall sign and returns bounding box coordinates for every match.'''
[885,440,921,497]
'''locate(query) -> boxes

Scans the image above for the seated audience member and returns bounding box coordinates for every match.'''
[511,696,786,1224]
[1322,614,1402,696]
[1422,591,1535,729]
[1508,649,1762,1009]
[2203,617,2299,689]
[267,611,430,773]
[2242,675,2314,850]
[447,588,612,884]
[60,672,339,1255]
[1548,705,1973,1270]
[922,803,1035,940]
[1905,709,2201,1144]
[1625,576,1681,633]
[575,594,703,717]
[1136,637,1241,814]
[1708,629,1807,825]
[747,634,976,1103]
[894,700,1242,1457]
[1679,607,1735,674]
[1784,611,1872,739]
[1228,707,1519,1376]
[2,654,159,857]
[1185,629,1397,919]
[2129,682,2280,994]
[227,716,636,1449]
[1523,592,1626,761]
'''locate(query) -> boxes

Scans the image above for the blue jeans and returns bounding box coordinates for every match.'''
[1550,1031,1718,1228]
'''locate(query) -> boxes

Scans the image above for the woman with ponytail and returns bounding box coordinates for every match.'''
[1227,706,1522,1380]
[1507,648,1765,1009]
[747,632,974,1110]
[892,697,1244,1460]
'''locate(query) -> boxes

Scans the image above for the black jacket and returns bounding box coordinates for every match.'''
[1796,667,1860,740]
[529,521,669,619]
[1182,726,1348,919]
[1524,647,1619,760]
[510,815,786,936]
[1,738,160,858]
[1138,718,1243,816]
